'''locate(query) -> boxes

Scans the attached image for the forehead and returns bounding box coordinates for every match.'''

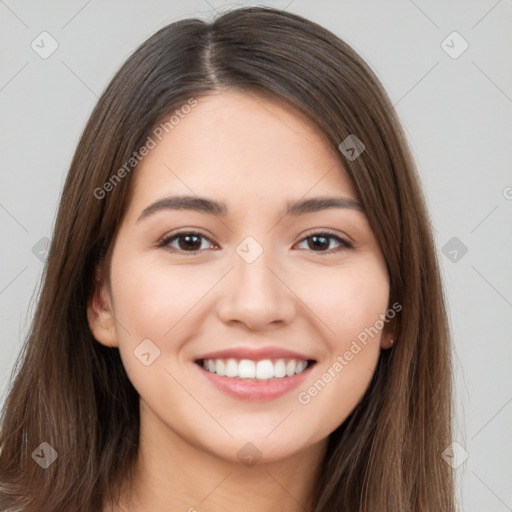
[128,90,357,213]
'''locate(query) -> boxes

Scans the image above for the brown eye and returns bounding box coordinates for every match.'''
[160,232,215,252]
[296,232,352,253]
[158,230,351,254]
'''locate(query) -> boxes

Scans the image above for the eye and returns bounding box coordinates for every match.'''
[295,231,352,253]
[158,230,352,254]
[159,231,217,253]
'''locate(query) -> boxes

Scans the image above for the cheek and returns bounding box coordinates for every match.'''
[292,258,389,434]
[110,253,211,337]
[107,249,215,385]
[304,257,390,344]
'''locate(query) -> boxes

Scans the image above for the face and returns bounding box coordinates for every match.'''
[88,89,392,465]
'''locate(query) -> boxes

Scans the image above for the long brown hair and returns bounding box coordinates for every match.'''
[0,6,455,511]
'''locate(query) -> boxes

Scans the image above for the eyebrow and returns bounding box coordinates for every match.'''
[136,194,364,222]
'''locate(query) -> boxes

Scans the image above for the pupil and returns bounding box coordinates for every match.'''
[180,234,201,250]
[310,235,328,250]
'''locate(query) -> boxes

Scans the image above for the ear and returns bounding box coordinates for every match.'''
[87,265,118,347]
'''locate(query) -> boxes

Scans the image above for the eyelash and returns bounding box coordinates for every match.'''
[157,230,353,255]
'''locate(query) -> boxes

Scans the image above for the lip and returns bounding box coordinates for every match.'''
[195,361,315,401]
[194,346,314,362]
[194,346,317,401]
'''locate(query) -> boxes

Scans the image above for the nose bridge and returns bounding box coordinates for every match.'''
[217,235,295,328]
[233,235,281,303]
[235,238,275,293]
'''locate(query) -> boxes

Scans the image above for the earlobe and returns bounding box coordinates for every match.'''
[381,317,399,350]
[382,337,395,350]
[87,266,118,348]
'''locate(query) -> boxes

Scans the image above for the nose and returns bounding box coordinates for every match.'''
[216,247,296,331]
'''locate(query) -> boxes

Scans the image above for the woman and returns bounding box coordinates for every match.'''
[0,6,455,511]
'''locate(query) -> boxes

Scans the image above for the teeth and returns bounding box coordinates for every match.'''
[200,358,310,380]
[238,359,256,379]
[215,360,226,377]
[286,359,296,377]
[225,358,238,378]
[297,360,307,373]
[274,359,286,378]
[256,360,274,379]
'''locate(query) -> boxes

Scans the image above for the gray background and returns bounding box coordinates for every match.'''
[1,1,511,510]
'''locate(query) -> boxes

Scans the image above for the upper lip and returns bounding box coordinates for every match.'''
[195,346,316,362]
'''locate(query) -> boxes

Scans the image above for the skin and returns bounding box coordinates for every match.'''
[88,89,393,512]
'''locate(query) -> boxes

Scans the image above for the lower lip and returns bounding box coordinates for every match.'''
[196,362,314,401]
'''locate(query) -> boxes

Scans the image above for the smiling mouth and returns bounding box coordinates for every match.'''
[195,358,317,381]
